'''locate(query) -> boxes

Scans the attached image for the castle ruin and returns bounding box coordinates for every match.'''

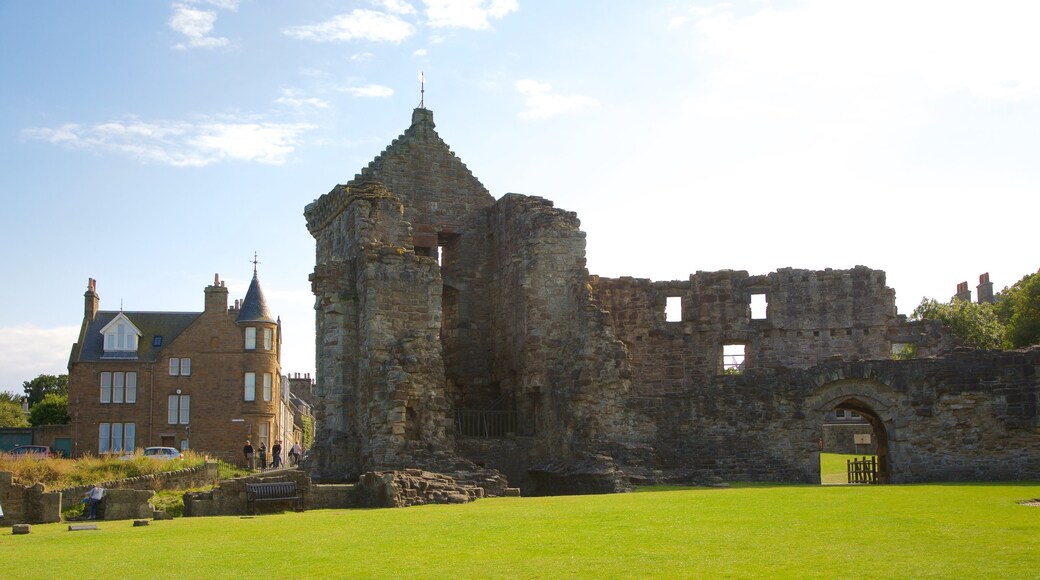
[304,108,1039,493]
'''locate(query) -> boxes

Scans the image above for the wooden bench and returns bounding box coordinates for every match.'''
[245,481,304,514]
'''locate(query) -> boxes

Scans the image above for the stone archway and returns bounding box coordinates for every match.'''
[809,379,898,484]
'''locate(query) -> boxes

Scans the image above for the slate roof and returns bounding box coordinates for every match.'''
[236,272,274,323]
[77,311,201,363]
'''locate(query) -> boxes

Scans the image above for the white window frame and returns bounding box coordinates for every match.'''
[126,372,137,403]
[124,423,136,451]
[168,394,190,425]
[259,422,270,447]
[244,372,256,401]
[112,371,124,404]
[99,422,135,453]
[264,328,273,351]
[101,313,141,353]
[111,423,124,453]
[263,373,272,402]
[100,372,112,403]
[245,327,256,350]
[99,423,110,453]
[169,357,192,376]
[102,371,136,404]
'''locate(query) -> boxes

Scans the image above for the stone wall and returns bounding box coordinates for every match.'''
[184,470,313,517]
[635,347,1040,484]
[823,422,877,454]
[305,107,1040,492]
[58,461,218,511]
[0,472,61,525]
[184,469,497,515]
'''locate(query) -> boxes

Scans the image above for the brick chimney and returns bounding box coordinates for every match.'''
[954,281,971,302]
[84,278,99,321]
[976,272,995,304]
[205,273,229,314]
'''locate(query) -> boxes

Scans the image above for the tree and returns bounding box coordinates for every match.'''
[995,272,1040,348]
[22,374,68,408]
[28,393,70,427]
[911,297,1007,350]
[0,399,28,427]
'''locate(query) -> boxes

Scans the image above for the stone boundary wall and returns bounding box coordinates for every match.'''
[0,472,62,525]
[184,469,496,516]
[57,461,218,510]
[184,469,312,517]
[823,423,878,454]
[636,347,1040,485]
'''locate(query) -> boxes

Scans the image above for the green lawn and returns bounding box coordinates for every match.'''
[820,452,877,484]
[4,483,1039,578]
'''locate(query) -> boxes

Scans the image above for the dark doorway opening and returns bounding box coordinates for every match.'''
[820,398,889,484]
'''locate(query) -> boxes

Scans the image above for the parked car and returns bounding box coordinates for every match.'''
[119,446,184,461]
[142,447,183,460]
[5,445,53,458]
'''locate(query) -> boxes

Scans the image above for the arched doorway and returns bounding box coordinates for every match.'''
[827,398,889,483]
[810,379,896,484]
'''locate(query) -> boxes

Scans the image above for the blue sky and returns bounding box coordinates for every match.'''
[2,0,1038,394]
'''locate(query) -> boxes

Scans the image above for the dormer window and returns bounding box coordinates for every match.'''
[100,313,141,358]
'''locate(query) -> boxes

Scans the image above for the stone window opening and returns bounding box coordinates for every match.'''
[750,293,768,319]
[891,342,917,360]
[722,343,746,374]
[665,296,682,322]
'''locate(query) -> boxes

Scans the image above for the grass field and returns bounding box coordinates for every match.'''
[3,482,1039,578]
[820,452,876,484]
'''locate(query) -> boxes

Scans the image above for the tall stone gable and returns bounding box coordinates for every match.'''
[306,108,1040,490]
[305,109,645,484]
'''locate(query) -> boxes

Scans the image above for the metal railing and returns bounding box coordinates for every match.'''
[455,410,518,438]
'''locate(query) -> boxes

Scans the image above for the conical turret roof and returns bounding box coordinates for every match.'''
[237,270,274,323]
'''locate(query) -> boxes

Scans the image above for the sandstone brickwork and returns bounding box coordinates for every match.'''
[306,107,1040,492]
[67,274,284,463]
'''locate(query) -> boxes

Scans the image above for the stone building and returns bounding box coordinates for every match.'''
[67,271,285,463]
[306,107,1040,492]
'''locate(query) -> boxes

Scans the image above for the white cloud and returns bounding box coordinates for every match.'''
[376,0,416,15]
[351,52,375,62]
[515,79,599,119]
[284,9,414,43]
[0,325,79,393]
[169,3,231,50]
[345,85,395,98]
[422,0,518,30]
[23,117,315,167]
[413,48,428,57]
[274,89,331,110]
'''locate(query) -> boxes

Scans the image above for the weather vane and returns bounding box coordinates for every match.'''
[419,71,425,109]
[251,251,260,275]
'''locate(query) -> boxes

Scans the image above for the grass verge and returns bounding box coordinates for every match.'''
[2,482,1038,578]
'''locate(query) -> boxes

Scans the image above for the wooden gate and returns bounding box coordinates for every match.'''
[847,456,879,484]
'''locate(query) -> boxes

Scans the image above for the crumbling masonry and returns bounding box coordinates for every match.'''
[305,108,1039,493]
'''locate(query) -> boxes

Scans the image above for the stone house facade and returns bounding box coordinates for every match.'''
[305,108,1039,492]
[67,272,285,463]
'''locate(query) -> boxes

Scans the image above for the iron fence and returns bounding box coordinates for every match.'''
[455,410,518,438]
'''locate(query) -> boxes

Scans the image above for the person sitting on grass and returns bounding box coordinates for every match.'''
[83,485,105,520]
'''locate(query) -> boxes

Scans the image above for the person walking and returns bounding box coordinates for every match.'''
[243,440,255,470]
[289,441,302,467]
[272,440,282,468]
[258,441,268,469]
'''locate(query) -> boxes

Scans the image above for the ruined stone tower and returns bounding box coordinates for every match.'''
[305,108,1040,490]
[305,109,644,486]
